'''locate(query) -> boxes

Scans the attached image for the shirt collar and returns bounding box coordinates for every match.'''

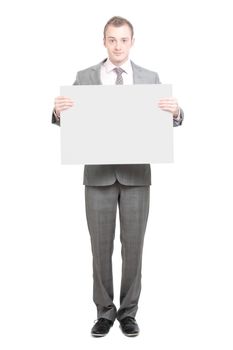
[103,58,131,74]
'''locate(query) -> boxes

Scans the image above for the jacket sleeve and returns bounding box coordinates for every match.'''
[51,108,60,126]
[173,108,184,127]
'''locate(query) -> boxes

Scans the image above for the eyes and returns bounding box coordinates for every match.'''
[108,38,128,44]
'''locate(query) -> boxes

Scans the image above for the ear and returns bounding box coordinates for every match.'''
[103,37,106,48]
[131,37,135,47]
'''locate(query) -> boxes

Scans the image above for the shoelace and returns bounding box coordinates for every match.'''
[94,318,111,325]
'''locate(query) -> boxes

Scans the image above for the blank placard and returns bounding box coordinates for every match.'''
[60,84,173,164]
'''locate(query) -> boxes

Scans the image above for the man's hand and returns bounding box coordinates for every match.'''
[158,97,180,118]
[54,96,74,117]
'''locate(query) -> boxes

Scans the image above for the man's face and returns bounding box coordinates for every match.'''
[104,24,134,66]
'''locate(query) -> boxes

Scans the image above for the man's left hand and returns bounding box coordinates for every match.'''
[158,97,180,118]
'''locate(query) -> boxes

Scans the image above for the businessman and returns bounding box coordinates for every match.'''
[52,16,183,337]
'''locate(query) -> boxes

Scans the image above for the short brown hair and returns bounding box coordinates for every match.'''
[104,16,134,38]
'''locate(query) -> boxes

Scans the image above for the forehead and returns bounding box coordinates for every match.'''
[105,24,132,38]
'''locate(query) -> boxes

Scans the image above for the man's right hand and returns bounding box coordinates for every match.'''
[54,96,74,117]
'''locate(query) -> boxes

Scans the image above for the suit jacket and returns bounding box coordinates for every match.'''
[52,59,184,186]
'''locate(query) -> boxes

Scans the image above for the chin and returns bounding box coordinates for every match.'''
[112,56,127,64]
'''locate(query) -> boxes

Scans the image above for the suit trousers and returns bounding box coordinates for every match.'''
[85,180,150,322]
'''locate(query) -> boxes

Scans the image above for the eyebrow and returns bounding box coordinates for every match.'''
[107,36,129,40]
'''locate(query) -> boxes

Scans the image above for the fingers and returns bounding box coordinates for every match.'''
[158,97,177,107]
[54,96,74,114]
[158,97,178,114]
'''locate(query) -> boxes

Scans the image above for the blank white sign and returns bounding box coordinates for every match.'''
[60,84,173,164]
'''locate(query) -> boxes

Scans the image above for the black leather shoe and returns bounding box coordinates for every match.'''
[91,318,113,337]
[119,317,140,337]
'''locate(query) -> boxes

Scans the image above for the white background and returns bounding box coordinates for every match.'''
[0,0,233,349]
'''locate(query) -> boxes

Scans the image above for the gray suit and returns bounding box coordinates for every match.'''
[52,59,183,321]
[52,59,183,186]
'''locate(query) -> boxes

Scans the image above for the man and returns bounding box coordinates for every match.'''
[52,16,183,337]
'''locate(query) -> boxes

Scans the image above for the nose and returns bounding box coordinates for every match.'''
[115,41,121,50]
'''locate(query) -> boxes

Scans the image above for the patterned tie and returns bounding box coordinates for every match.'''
[114,67,124,85]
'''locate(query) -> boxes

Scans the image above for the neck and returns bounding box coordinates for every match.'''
[109,57,129,66]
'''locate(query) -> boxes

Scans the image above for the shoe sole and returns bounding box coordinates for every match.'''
[91,333,107,337]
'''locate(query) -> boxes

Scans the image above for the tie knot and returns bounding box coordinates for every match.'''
[114,67,124,74]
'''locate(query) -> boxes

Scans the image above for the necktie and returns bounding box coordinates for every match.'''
[114,67,124,85]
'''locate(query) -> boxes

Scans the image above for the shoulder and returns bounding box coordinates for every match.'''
[131,61,161,83]
[74,59,105,85]
[77,59,106,75]
[131,61,156,74]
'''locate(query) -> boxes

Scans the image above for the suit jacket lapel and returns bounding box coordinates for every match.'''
[92,59,145,85]
[131,61,146,84]
[90,59,107,85]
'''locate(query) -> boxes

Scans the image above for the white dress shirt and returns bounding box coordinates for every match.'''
[100,58,133,85]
